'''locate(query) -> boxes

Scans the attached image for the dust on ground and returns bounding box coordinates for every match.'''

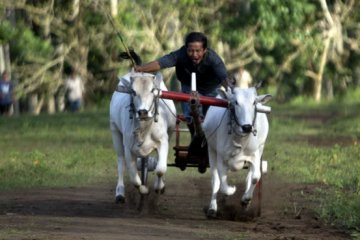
[0,172,351,240]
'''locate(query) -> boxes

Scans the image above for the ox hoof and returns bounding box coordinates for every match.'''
[221,186,236,196]
[206,208,218,219]
[115,195,125,204]
[155,187,165,194]
[241,198,251,208]
[139,185,149,195]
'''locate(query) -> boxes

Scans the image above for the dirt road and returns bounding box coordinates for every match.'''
[0,173,351,240]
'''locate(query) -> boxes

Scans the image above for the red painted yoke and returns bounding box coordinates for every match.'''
[160,90,229,108]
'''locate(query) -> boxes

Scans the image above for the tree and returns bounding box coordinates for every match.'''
[0,0,124,113]
[1,0,359,110]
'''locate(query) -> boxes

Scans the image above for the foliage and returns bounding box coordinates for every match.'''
[10,24,53,63]
[0,20,16,44]
[0,1,359,110]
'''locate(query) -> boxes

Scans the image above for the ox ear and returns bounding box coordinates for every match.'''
[255,80,264,90]
[256,94,272,104]
[154,72,163,87]
[119,74,131,88]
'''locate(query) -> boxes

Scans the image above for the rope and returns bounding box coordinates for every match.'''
[160,98,178,119]
[204,109,228,140]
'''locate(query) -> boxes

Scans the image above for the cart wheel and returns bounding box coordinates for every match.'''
[197,157,208,174]
[254,176,262,217]
[137,157,149,212]
[175,156,187,171]
[140,157,148,185]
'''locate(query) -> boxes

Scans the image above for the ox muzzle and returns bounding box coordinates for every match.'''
[137,109,149,120]
[241,124,253,133]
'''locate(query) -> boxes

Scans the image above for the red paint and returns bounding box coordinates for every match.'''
[160,91,228,108]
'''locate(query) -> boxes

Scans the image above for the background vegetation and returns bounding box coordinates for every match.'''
[0,0,359,114]
[0,0,359,236]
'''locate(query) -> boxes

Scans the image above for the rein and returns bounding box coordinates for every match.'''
[228,101,258,137]
[116,84,161,122]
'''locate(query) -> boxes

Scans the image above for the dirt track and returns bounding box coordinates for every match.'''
[0,172,351,240]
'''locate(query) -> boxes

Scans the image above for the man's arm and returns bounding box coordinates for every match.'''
[220,79,229,89]
[134,61,161,73]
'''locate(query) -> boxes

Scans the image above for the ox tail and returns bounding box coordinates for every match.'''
[118,49,142,65]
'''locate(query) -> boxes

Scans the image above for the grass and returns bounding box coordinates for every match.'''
[0,111,116,190]
[265,101,360,230]
[0,98,359,231]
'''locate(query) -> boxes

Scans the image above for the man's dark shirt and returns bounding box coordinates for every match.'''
[158,46,227,93]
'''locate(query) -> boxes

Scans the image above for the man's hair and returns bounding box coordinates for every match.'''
[1,71,8,79]
[185,32,208,49]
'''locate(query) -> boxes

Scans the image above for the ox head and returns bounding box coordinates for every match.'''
[219,87,272,134]
[119,72,162,121]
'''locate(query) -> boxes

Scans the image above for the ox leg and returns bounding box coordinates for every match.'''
[218,156,236,196]
[208,148,220,217]
[124,150,148,195]
[242,153,261,206]
[154,139,168,193]
[111,129,126,203]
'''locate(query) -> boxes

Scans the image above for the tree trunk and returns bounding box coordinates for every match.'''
[3,44,11,74]
[47,96,56,114]
[71,0,80,20]
[110,0,118,17]
[325,77,334,100]
[0,45,5,73]
[314,35,330,102]
[28,94,38,115]
[354,66,360,87]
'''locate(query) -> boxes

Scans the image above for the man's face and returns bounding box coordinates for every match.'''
[186,41,207,65]
[2,73,9,81]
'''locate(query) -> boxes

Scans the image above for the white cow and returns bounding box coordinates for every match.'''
[203,86,272,217]
[110,71,176,203]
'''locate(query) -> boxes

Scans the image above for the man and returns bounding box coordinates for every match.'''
[64,69,84,112]
[0,71,14,116]
[134,32,228,132]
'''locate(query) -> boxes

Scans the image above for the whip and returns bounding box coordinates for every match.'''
[104,11,136,67]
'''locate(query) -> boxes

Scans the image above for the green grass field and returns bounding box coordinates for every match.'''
[267,101,359,230]
[0,98,359,231]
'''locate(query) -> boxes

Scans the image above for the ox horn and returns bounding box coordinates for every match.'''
[255,80,264,89]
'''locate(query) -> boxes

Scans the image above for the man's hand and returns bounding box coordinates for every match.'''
[133,61,161,73]
[134,65,142,72]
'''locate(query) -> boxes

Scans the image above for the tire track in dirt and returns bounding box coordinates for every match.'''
[0,173,351,240]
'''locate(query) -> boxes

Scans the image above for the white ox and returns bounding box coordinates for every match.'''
[110,72,176,203]
[203,87,272,217]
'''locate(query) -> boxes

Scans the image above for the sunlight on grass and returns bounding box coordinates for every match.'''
[0,112,114,190]
[0,100,359,230]
[265,102,360,230]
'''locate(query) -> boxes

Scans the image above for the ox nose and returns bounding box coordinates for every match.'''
[241,124,252,133]
[137,109,148,118]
